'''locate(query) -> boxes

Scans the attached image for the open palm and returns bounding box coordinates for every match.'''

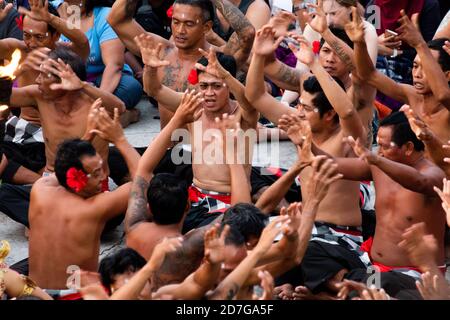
[344,7,365,43]
[253,25,283,56]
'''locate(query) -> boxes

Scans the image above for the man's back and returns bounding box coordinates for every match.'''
[29,176,104,289]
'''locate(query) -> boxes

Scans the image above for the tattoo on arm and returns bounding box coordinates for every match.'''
[327,38,355,72]
[276,63,301,88]
[127,175,149,228]
[225,283,240,300]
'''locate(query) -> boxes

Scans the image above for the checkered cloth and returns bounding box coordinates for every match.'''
[188,184,231,213]
[4,116,44,144]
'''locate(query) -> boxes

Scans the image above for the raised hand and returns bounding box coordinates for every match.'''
[268,10,296,38]
[280,202,302,239]
[345,136,378,165]
[344,7,365,43]
[195,47,229,80]
[252,270,274,300]
[204,224,230,264]
[253,25,284,56]
[302,0,327,34]
[173,89,204,124]
[89,107,124,144]
[433,178,450,227]
[84,98,102,141]
[19,0,52,23]
[255,215,290,254]
[0,0,13,22]
[148,237,184,271]
[398,222,438,271]
[396,10,424,48]
[42,58,83,91]
[135,34,170,68]
[306,156,343,204]
[17,48,51,75]
[400,105,433,141]
[286,33,316,66]
[416,271,450,300]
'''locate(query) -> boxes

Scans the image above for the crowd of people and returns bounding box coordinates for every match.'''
[0,0,449,300]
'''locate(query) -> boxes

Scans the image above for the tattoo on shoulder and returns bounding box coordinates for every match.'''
[127,175,149,228]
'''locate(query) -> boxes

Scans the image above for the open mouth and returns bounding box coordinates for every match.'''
[413,82,424,90]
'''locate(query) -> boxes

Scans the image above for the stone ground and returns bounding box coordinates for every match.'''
[0,97,297,266]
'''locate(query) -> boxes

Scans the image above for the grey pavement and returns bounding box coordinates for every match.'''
[0,98,298,266]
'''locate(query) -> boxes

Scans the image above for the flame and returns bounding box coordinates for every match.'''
[0,49,22,79]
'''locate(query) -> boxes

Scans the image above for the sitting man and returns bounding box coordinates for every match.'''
[28,107,139,291]
[0,46,124,228]
[138,35,259,232]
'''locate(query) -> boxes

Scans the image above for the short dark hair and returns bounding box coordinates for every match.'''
[54,139,97,191]
[197,52,237,78]
[223,225,246,246]
[427,38,450,72]
[23,2,60,34]
[221,203,267,243]
[99,248,146,293]
[380,111,425,151]
[320,27,354,50]
[147,173,188,225]
[303,75,344,123]
[174,0,214,22]
[49,45,87,81]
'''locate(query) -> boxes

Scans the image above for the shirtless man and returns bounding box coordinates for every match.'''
[139,35,258,231]
[0,46,124,227]
[350,10,450,143]
[29,109,140,290]
[331,112,446,281]
[245,26,369,294]
[107,0,255,129]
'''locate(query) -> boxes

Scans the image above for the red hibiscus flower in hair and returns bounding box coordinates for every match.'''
[15,15,24,31]
[312,41,321,55]
[66,167,88,193]
[166,5,173,18]
[188,68,198,85]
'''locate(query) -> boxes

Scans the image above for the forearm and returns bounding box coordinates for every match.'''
[191,261,222,296]
[256,164,304,214]
[322,29,355,72]
[125,175,149,232]
[143,66,180,111]
[415,42,450,108]
[48,15,90,60]
[229,164,251,204]
[295,201,319,261]
[99,64,122,94]
[246,54,268,101]
[81,82,125,113]
[264,59,301,91]
[114,137,140,179]
[355,41,376,80]
[373,156,435,195]
[107,0,136,26]
[223,72,253,113]
[110,265,155,300]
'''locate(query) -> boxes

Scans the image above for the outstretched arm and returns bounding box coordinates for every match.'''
[397,11,450,109]
[107,0,170,56]
[0,38,26,60]
[212,0,255,68]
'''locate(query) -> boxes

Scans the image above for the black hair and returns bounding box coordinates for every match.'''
[23,2,60,34]
[223,225,246,246]
[147,173,188,225]
[54,139,97,191]
[49,45,87,81]
[320,27,354,50]
[85,0,114,15]
[303,75,344,123]
[99,248,147,293]
[427,38,450,72]
[221,203,267,243]
[197,52,237,78]
[379,111,425,151]
[174,0,215,22]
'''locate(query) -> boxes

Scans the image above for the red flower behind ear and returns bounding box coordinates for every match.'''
[66,167,88,193]
[312,41,321,55]
[188,68,198,85]
[15,15,23,31]
[167,5,173,18]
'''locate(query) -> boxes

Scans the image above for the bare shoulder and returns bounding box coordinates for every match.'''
[248,0,270,11]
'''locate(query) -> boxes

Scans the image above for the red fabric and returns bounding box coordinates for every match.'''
[266,167,283,178]
[187,68,198,85]
[15,15,23,31]
[57,292,83,300]
[101,178,109,192]
[374,100,392,120]
[188,186,232,206]
[374,0,424,35]
[360,237,446,274]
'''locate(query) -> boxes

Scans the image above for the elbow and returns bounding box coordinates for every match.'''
[107,14,118,28]
[340,108,357,120]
